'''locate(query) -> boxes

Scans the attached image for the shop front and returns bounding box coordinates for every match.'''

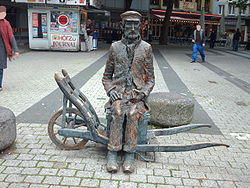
[28,5,81,51]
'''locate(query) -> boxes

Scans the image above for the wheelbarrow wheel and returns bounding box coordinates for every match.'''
[48,108,88,150]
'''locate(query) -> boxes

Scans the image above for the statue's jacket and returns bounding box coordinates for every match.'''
[102,39,155,111]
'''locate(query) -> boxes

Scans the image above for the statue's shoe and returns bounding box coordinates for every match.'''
[106,151,119,173]
[123,153,135,173]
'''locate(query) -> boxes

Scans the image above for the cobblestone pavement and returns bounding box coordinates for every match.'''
[0,43,250,188]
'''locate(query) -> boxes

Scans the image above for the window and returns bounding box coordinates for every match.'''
[32,13,48,39]
[150,0,160,5]
[241,8,246,15]
[218,5,225,15]
[228,5,235,15]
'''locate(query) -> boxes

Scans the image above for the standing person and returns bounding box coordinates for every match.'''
[92,29,99,50]
[191,24,206,63]
[233,28,241,51]
[0,6,19,91]
[209,30,216,49]
[102,11,155,174]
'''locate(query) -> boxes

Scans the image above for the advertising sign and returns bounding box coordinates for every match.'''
[47,0,86,5]
[89,0,103,8]
[51,34,78,50]
[67,0,86,5]
[15,0,45,3]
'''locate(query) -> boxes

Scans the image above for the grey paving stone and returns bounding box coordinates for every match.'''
[76,171,94,178]
[146,163,163,169]
[94,171,112,179]
[154,169,171,177]
[49,156,67,162]
[39,168,58,176]
[99,180,119,188]
[5,174,26,183]
[68,163,85,170]
[0,174,7,181]
[164,177,183,186]
[58,169,76,177]
[119,181,138,188]
[33,155,51,161]
[80,178,100,187]
[17,154,34,160]
[19,160,38,167]
[138,183,156,188]
[0,182,9,188]
[147,175,165,184]
[205,173,224,180]
[188,172,206,179]
[200,179,219,187]
[20,167,41,175]
[157,185,175,188]
[29,184,50,188]
[53,162,68,169]
[24,175,44,183]
[137,167,154,175]
[182,179,201,186]
[172,170,189,178]
[3,167,23,174]
[217,180,236,188]
[0,165,6,173]
[235,181,250,188]
[111,173,130,181]
[43,176,62,185]
[85,163,103,171]
[129,174,147,183]
[8,183,30,188]
[60,177,81,186]
[2,159,22,166]
[37,161,54,168]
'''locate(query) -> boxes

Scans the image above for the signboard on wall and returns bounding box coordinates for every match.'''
[51,34,78,50]
[47,0,86,5]
[179,2,197,11]
[15,0,45,3]
[89,0,103,8]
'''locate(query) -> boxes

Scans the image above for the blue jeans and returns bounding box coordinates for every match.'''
[233,40,239,51]
[0,69,3,88]
[192,44,205,61]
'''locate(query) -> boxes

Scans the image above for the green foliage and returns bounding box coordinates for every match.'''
[229,0,250,11]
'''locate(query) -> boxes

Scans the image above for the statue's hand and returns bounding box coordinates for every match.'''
[130,89,145,103]
[109,90,122,102]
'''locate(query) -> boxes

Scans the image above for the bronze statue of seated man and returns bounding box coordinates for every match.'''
[102,11,155,173]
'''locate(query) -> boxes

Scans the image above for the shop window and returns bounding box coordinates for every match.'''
[32,13,48,39]
[218,5,225,15]
[205,0,210,12]
[196,0,201,11]
[50,11,78,33]
[150,0,160,5]
[174,0,179,9]
[241,8,246,15]
[228,5,235,15]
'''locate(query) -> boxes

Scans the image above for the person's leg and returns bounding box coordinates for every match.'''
[123,113,138,173]
[199,45,205,62]
[107,100,124,173]
[235,40,239,51]
[191,44,198,62]
[233,40,236,51]
[0,69,3,89]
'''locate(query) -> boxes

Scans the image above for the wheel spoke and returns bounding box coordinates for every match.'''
[54,121,62,127]
[72,138,77,144]
[63,137,67,144]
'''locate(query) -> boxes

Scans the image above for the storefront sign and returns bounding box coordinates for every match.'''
[51,34,78,49]
[67,0,86,5]
[58,15,69,26]
[47,0,86,5]
[15,0,45,3]
[179,1,196,11]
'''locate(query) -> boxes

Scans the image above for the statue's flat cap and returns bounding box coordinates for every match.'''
[121,11,142,21]
[0,6,7,13]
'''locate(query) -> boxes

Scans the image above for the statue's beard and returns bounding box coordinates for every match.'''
[124,31,140,40]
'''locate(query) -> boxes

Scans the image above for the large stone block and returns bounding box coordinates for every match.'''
[148,92,194,127]
[0,106,16,151]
